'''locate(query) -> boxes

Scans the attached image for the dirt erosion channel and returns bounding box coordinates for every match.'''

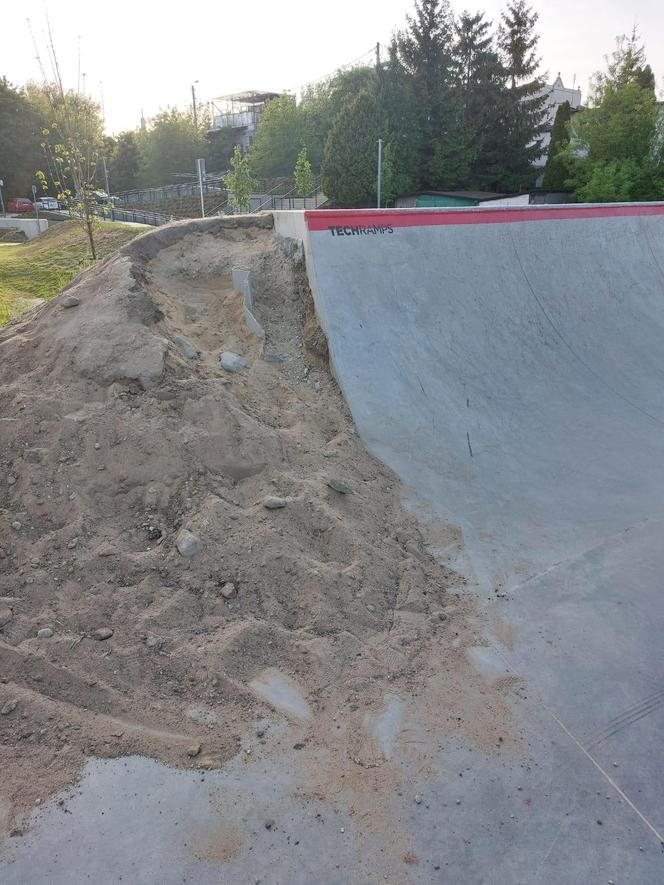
[0,215,515,843]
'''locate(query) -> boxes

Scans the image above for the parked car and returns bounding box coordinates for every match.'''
[35,197,60,211]
[7,197,34,213]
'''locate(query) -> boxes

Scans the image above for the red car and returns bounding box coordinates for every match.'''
[7,197,34,213]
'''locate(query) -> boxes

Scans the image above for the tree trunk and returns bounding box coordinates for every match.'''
[85,212,97,261]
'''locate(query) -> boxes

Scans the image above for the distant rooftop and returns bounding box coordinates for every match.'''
[213,91,282,105]
[399,190,509,202]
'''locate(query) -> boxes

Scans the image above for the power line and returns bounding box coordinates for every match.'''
[294,44,380,96]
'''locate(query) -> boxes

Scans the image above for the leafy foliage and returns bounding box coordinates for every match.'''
[494,0,549,191]
[0,79,44,198]
[224,145,257,212]
[542,101,572,191]
[563,30,664,202]
[137,108,207,187]
[293,147,316,197]
[321,90,390,207]
[35,78,106,259]
[106,131,141,192]
[247,95,302,179]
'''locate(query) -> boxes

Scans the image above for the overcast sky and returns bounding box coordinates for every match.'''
[3,0,663,134]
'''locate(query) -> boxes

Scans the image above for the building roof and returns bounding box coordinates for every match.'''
[398,190,508,202]
[213,91,281,104]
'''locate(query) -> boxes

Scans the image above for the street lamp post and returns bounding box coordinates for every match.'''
[191,81,199,129]
[376,138,383,209]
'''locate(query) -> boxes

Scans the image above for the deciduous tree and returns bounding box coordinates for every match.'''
[293,147,316,197]
[321,89,390,207]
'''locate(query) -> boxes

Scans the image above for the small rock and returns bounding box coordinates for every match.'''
[62,296,80,308]
[414,794,423,805]
[0,606,13,627]
[264,819,275,830]
[327,479,352,495]
[314,382,321,393]
[219,351,247,373]
[91,627,113,641]
[176,529,202,557]
[23,448,47,464]
[11,521,22,531]
[263,352,285,364]
[220,582,236,599]
[1,699,18,716]
[187,743,202,758]
[7,475,17,486]
[173,335,199,360]
[37,627,54,639]
[263,496,287,510]
[94,442,101,450]
[147,526,162,541]
[145,633,164,649]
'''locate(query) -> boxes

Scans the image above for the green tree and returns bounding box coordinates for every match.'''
[495,0,548,191]
[542,101,572,191]
[321,89,389,207]
[453,12,507,189]
[380,40,421,197]
[0,79,45,198]
[138,108,207,187]
[224,145,256,212]
[106,130,141,192]
[37,82,105,259]
[205,128,237,173]
[247,95,302,178]
[293,147,316,197]
[563,31,663,201]
[395,0,459,188]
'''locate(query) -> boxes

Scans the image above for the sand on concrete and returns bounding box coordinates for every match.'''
[0,215,515,834]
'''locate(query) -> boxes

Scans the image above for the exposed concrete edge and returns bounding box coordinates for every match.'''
[0,218,49,239]
[121,212,274,264]
[272,211,343,384]
[232,266,265,341]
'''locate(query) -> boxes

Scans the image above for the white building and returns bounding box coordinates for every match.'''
[534,75,582,169]
[209,91,283,153]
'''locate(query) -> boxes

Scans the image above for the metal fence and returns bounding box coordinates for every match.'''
[100,207,174,227]
[114,181,226,205]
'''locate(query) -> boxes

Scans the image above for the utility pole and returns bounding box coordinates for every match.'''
[196,158,206,218]
[32,185,39,221]
[0,179,5,217]
[191,81,199,129]
[376,138,383,209]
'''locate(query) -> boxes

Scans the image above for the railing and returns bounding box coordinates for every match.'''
[100,206,175,227]
[251,179,326,213]
[212,109,262,130]
[114,179,226,205]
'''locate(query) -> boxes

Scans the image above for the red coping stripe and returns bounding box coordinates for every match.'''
[304,203,664,231]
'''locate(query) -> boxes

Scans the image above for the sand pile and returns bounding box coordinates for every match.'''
[0,215,506,831]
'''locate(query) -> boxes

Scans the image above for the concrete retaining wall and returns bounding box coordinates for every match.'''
[0,218,48,239]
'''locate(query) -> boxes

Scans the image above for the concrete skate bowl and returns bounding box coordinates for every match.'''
[1,206,664,884]
[286,202,664,880]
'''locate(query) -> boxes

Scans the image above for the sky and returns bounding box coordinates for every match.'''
[3,0,663,134]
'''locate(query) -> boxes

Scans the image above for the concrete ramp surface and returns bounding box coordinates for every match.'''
[3,205,664,885]
[300,203,664,879]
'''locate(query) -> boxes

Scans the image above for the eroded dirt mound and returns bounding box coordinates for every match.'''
[0,215,509,832]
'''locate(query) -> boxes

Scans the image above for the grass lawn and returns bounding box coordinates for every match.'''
[0,220,144,325]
